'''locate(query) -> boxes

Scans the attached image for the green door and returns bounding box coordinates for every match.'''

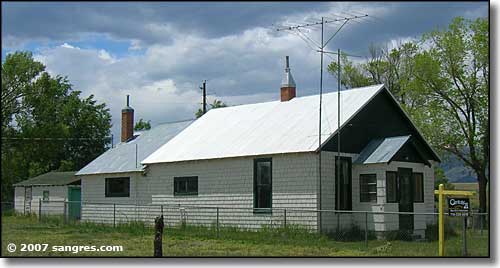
[68,187,81,220]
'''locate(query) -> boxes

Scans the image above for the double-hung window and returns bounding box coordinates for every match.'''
[105,177,130,197]
[360,174,377,203]
[174,176,198,195]
[254,158,272,212]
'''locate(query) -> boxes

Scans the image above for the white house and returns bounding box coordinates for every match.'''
[77,57,440,236]
[75,101,193,224]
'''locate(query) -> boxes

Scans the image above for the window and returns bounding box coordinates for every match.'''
[335,156,352,210]
[174,176,198,195]
[386,171,398,203]
[42,190,49,201]
[413,173,424,203]
[360,174,377,203]
[105,177,130,197]
[254,158,272,212]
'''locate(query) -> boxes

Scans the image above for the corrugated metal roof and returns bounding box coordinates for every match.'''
[14,171,79,186]
[143,84,385,164]
[76,120,193,175]
[354,135,411,164]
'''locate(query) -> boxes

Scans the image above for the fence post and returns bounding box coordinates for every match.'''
[480,213,483,235]
[113,203,116,227]
[161,205,164,216]
[462,216,467,256]
[216,207,220,238]
[63,200,67,224]
[365,212,368,247]
[154,215,164,257]
[284,209,287,229]
[38,199,42,222]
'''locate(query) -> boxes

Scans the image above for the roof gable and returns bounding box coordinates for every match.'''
[142,85,385,164]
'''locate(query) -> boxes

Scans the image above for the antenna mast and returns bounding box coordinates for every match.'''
[276,13,369,232]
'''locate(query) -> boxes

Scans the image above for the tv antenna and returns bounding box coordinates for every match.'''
[276,13,370,232]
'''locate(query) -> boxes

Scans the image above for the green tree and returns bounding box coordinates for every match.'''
[134,118,151,131]
[195,99,228,118]
[327,17,489,215]
[413,17,488,215]
[1,51,112,202]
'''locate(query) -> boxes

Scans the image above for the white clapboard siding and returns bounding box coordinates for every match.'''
[14,186,68,215]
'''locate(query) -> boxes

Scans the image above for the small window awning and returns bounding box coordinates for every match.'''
[354,135,430,166]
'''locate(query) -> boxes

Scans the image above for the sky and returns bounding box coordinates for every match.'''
[1,1,488,144]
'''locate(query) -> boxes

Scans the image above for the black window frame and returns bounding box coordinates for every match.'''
[335,156,352,211]
[386,171,399,203]
[253,158,272,214]
[359,174,377,203]
[105,177,130,197]
[173,176,198,196]
[412,172,424,203]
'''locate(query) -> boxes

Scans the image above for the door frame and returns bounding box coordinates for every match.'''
[67,185,81,220]
[397,167,414,231]
[24,186,32,215]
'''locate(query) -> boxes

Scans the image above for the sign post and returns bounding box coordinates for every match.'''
[434,184,474,256]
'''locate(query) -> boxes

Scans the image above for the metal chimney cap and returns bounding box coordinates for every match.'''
[281,56,296,88]
[122,94,134,111]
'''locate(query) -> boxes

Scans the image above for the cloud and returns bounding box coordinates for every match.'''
[3,2,488,144]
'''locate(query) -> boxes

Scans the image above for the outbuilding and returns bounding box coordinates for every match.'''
[14,171,81,219]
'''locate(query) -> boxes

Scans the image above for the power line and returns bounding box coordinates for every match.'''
[1,137,110,141]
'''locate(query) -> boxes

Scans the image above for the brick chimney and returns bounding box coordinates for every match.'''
[121,95,134,142]
[280,56,296,102]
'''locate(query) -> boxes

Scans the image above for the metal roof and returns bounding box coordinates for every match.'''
[354,135,411,164]
[142,84,386,164]
[76,120,193,175]
[14,171,79,186]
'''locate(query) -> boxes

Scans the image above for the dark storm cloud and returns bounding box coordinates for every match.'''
[2,2,329,46]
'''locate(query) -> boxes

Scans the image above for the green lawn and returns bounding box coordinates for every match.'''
[1,215,489,257]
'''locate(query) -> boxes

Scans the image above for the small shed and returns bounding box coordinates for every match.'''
[14,171,81,218]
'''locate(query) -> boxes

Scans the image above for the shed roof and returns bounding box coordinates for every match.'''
[143,84,387,164]
[354,135,411,164]
[76,120,193,175]
[14,171,79,186]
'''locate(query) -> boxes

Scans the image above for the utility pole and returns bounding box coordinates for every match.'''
[337,48,341,211]
[201,80,207,115]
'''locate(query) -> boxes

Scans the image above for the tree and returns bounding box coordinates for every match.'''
[413,17,488,215]
[327,17,489,215]
[195,99,228,118]
[1,51,112,202]
[134,118,151,131]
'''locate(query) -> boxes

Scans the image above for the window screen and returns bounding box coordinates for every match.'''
[386,171,398,203]
[360,174,377,202]
[254,158,272,212]
[105,177,130,197]
[174,177,198,195]
[413,173,424,202]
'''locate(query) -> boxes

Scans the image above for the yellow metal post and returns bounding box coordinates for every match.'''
[434,184,474,257]
[438,184,444,256]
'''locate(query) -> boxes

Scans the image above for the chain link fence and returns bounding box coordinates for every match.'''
[2,200,489,256]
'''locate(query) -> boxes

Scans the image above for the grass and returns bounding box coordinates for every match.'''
[1,215,489,257]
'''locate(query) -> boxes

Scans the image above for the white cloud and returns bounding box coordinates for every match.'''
[60,42,79,49]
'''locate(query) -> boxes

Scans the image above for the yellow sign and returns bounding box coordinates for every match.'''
[434,184,475,256]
